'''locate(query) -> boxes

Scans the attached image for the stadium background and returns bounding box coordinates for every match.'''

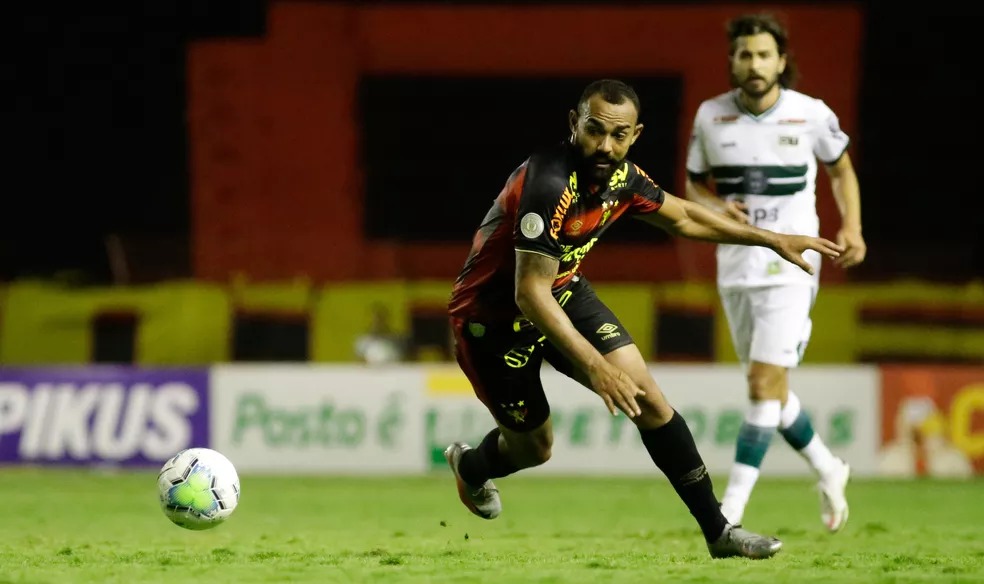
[3,3,983,581]
[2,0,982,479]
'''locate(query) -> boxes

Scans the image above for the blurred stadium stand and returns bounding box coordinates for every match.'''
[2,0,981,366]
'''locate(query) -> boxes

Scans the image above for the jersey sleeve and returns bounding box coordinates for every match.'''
[513,172,569,259]
[629,164,665,215]
[685,105,711,179]
[812,100,851,164]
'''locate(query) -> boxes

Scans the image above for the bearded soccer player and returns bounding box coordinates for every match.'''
[684,14,865,532]
[445,79,844,559]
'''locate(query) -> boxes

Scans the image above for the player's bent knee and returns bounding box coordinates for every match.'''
[631,381,675,428]
[510,441,552,468]
[501,423,553,468]
[524,444,552,467]
[637,382,669,411]
[523,430,553,466]
[746,365,785,401]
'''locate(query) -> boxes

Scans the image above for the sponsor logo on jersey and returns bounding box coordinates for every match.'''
[779,135,800,146]
[549,173,579,239]
[559,237,599,264]
[504,347,535,369]
[778,118,807,124]
[608,163,629,189]
[565,218,584,236]
[713,115,739,124]
[632,165,663,207]
[633,163,658,185]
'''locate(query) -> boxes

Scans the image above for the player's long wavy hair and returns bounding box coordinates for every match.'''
[726,13,798,89]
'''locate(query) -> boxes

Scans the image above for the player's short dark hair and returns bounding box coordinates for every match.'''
[727,13,798,88]
[577,79,641,117]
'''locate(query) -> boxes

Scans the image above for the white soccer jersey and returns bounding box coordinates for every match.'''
[686,88,850,288]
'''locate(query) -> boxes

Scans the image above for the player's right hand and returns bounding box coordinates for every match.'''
[588,363,645,418]
[723,200,750,224]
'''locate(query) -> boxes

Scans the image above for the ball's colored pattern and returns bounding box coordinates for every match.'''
[158,448,240,530]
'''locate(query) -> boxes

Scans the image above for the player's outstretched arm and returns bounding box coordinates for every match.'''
[514,251,643,417]
[639,192,844,275]
[685,174,750,224]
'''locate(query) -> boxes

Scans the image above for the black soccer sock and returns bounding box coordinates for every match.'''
[640,411,729,543]
[457,428,519,486]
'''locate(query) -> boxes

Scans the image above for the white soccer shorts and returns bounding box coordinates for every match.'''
[718,285,817,368]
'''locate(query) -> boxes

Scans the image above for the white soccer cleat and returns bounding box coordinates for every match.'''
[817,458,851,532]
[444,442,502,520]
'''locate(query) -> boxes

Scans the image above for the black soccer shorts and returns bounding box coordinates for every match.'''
[450,276,635,432]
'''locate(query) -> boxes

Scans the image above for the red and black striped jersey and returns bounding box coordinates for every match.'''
[448,142,664,322]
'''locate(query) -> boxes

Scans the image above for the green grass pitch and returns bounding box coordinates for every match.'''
[1,469,982,583]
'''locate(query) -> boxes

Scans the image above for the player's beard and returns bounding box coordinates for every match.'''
[738,72,779,99]
[581,153,622,185]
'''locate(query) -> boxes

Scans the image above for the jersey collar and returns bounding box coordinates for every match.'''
[732,88,785,122]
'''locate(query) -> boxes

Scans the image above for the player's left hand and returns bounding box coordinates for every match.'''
[772,234,845,275]
[834,227,866,268]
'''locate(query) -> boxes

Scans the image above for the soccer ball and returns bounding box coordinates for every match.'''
[157,448,241,530]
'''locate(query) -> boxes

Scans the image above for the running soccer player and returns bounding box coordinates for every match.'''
[444,78,844,559]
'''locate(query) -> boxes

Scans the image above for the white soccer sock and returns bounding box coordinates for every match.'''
[779,390,803,429]
[781,391,839,476]
[721,463,760,524]
[801,435,839,477]
[747,399,782,428]
[721,400,781,522]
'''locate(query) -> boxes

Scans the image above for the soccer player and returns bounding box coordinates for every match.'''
[444,78,844,559]
[684,14,866,532]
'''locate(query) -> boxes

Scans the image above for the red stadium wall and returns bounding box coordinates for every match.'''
[188,2,862,283]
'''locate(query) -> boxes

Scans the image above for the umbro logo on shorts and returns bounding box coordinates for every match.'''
[597,323,621,341]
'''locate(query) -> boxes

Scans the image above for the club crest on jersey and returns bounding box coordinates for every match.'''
[743,168,768,194]
[599,199,619,227]
[500,401,528,424]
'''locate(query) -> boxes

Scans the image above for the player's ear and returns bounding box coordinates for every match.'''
[778,53,787,75]
[630,123,643,145]
[568,109,578,134]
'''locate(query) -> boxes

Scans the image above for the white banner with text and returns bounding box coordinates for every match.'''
[208,364,880,477]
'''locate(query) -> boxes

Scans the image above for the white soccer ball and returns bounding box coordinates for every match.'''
[157,448,241,530]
